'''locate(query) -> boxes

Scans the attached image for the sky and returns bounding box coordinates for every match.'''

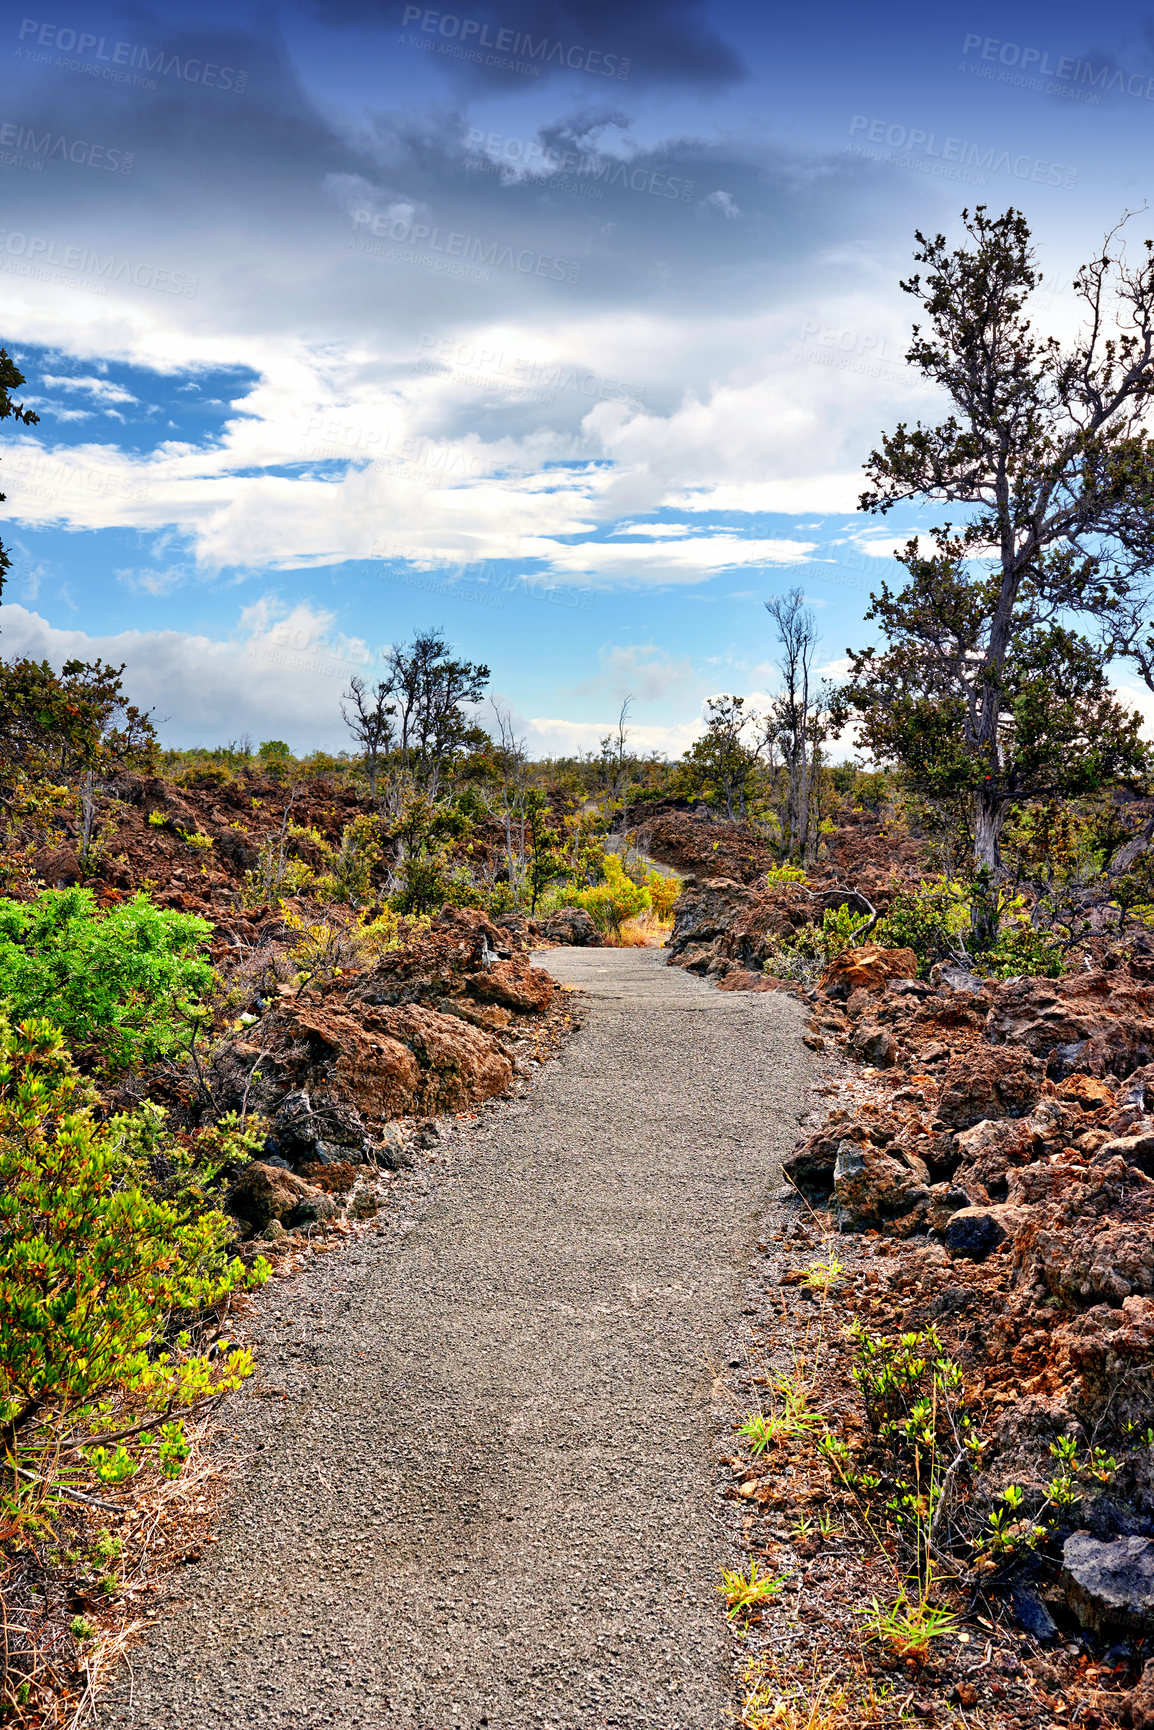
[2,0,1154,754]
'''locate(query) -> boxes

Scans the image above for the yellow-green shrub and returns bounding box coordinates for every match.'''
[0,1017,265,1487]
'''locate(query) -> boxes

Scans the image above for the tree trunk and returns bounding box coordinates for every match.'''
[971,786,1005,950]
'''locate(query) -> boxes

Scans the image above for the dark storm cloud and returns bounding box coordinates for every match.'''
[308,0,746,90]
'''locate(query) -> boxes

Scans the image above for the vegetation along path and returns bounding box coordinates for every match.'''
[109,947,819,1730]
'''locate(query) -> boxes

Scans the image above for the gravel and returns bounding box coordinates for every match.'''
[107,947,819,1729]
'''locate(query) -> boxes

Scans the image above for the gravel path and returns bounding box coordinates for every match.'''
[108,948,818,1730]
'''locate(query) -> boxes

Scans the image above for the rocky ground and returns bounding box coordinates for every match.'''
[642,808,1154,1729]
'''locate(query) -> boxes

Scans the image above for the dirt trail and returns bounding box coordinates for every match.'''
[108,948,818,1730]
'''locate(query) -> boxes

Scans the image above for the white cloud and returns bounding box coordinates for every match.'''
[570,643,696,702]
[525,715,702,758]
[0,601,374,751]
[42,375,138,407]
[705,190,742,219]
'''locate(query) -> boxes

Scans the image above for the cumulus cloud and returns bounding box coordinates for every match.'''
[0,601,376,751]
[570,642,696,701]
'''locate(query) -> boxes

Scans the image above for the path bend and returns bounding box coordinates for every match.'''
[109,947,818,1730]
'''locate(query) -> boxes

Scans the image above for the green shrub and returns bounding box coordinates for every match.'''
[0,889,214,1070]
[559,853,650,939]
[982,921,1064,979]
[875,885,962,976]
[0,1017,265,1486]
[781,902,864,964]
[645,868,681,921]
[765,862,809,888]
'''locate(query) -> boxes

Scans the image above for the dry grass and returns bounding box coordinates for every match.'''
[740,1655,887,1730]
[611,910,673,947]
[2,1378,244,1725]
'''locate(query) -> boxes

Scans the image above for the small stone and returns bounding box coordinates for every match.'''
[261,1219,286,1242]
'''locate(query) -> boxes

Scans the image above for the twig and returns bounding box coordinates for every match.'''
[11,1466,123,1514]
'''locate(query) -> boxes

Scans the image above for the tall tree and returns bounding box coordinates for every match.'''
[842,206,1154,946]
[383,628,489,796]
[0,348,39,603]
[680,695,760,820]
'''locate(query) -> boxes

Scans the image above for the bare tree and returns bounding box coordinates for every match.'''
[599,695,634,811]
[488,700,532,905]
[340,675,395,797]
[765,587,823,859]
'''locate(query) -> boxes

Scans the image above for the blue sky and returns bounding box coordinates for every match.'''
[2,0,1154,752]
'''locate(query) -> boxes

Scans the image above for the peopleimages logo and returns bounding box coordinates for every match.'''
[961,32,1154,101]
[351,211,582,284]
[0,120,133,172]
[848,116,1077,189]
[399,7,630,79]
[16,19,248,92]
[0,229,198,296]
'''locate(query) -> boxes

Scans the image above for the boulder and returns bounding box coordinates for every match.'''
[536,908,602,947]
[833,1138,931,1232]
[1057,1073,1117,1113]
[33,844,83,888]
[665,879,758,963]
[850,1022,897,1067]
[374,1002,514,1115]
[936,1045,1044,1130]
[820,944,919,1001]
[468,959,555,1013]
[228,1162,330,1234]
[1062,1533,1154,1633]
[987,978,1095,1057]
[1010,1586,1058,1642]
[942,1204,1025,1262]
[952,1116,1034,1192]
[288,1006,422,1118]
[1098,1128,1154,1176]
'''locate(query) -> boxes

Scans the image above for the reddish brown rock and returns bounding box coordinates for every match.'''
[1058,1073,1117,1112]
[32,844,84,887]
[290,1005,422,1118]
[833,1136,931,1231]
[468,958,555,1013]
[849,1022,897,1067]
[374,1002,513,1114]
[227,1162,332,1233]
[936,1045,1044,1130]
[820,944,919,1001]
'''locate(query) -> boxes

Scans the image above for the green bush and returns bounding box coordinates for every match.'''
[0,888,214,1070]
[0,1017,264,1487]
[875,886,961,977]
[982,921,1064,979]
[781,902,864,964]
[559,853,650,939]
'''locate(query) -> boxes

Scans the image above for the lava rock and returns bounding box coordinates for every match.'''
[850,1023,897,1067]
[820,944,919,1001]
[228,1162,329,1234]
[1011,1586,1058,1641]
[942,1204,1025,1261]
[1062,1532,1154,1633]
[536,908,602,946]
